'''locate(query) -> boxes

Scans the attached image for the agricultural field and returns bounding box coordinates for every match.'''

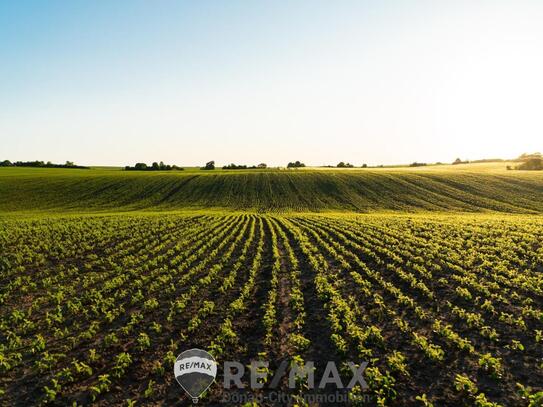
[1,211,542,406]
[1,164,543,213]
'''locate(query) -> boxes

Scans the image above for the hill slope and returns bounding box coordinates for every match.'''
[1,164,543,213]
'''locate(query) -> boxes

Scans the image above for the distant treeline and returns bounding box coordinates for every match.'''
[125,162,183,171]
[287,161,306,168]
[322,162,364,168]
[450,153,543,171]
[508,153,543,171]
[514,153,542,162]
[223,163,267,170]
[0,160,89,169]
[453,158,504,165]
[512,159,543,171]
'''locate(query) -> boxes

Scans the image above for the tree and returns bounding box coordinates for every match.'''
[453,158,463,165]
[223,163,248,169]
[516,158,543,171]
[287,161,305,168]
[362,164,368,168]
[257,163,267,168]
[0,160,87,169]
[516,152,542,161]
[203,161,215,170]
[125,162,182,171]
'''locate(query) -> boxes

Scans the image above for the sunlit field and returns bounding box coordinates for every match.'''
[1,163,543,213]
[1,165,543,406]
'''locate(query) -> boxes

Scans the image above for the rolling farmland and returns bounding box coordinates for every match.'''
[1,164,543,213]
[1,166,543,406]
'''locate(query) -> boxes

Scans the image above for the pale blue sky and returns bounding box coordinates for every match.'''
[1,1,542,166]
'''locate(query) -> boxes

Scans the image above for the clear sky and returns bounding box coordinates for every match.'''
[1,0,542,167]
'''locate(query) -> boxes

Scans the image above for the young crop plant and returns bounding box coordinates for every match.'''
[478,353,503,379]
[411,333,444,362]
[111,352,132,379]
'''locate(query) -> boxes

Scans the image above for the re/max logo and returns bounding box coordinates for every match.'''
[178,361,214,372]
[221,360,368,390]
